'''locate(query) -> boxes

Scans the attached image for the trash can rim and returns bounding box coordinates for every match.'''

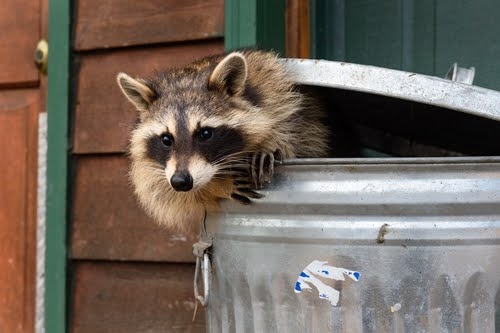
[281,156,500,165]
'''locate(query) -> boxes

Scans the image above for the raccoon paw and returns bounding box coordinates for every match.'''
[230,176,265,204]
[250,149,282,189]
[231,189,264,205]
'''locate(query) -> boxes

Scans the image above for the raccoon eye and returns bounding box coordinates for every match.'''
[199,128,213,141]
[161,134,173,147]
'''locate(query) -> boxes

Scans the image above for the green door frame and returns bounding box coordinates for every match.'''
[224,0,286,54]
[45,0,70,332]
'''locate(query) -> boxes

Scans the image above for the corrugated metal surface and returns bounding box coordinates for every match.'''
[205,158,500,332]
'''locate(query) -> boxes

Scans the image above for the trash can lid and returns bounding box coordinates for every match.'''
[282,59,500,123]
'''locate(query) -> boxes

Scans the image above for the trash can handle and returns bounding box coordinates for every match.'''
[194,250,211,307]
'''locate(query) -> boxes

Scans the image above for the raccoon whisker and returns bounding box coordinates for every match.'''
[208,175,228,181]
[142,165,164,171]
[213,158,247,165]
[212,149,249,159]
[214,170,245,176]
[216,164,250,170]
[142,169,167,177]
[214,159,249,166]
[212,149,281,168]
[211,154,240,165]
[211,150,256,164]
[213,154,255,164]
[211,155,249,166]
[212,159,249,167]
[142,166,167,176]
[210,177,238,183]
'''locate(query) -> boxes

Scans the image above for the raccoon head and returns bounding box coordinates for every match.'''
[117,52,252,195]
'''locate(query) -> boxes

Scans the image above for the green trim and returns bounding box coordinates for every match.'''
[310,0,345,60]
[225,0,286,54]
[45,0,70,332]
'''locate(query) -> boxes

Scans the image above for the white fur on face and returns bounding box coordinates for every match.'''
[165,156,177,186]
[189,154,217,190]
[143,119,173,137]
[164,154,216,191]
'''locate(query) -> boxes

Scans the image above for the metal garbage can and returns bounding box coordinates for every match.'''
[200,60,500,332]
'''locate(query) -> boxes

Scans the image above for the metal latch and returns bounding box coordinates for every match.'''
[444,62,475,84]
[193,241,211,307]
[193,240,211,258]
[193,212,212,309]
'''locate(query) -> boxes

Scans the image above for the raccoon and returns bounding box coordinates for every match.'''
[117,50,330,230]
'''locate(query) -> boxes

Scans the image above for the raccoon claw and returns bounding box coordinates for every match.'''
[251,150,282,189]
[233,184,264,199]
[231,173,264,205]
[251,152,271,189]
[237,188,264,199]
[231,185,264,205]
[274,149,283,164]
[231,193,252,205]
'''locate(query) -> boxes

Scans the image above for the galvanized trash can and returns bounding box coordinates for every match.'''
[199,60,500,332]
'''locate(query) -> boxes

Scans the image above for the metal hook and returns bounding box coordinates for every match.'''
[193,209,212,307]
[194,252,211,306]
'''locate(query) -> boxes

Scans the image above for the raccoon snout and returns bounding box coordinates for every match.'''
[170,172,194,192]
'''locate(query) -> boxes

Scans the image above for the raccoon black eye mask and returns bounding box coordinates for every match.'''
[117,50,330,230]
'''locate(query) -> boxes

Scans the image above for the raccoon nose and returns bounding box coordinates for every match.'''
[170,172,193,192]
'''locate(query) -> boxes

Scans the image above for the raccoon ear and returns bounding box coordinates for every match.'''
[208,52,248,96]
[116,72,156,111]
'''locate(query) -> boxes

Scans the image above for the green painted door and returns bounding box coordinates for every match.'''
[311,0,500,91]
[225,0,286,53]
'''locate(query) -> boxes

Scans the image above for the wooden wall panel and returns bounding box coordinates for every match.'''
[0,90,38,332]
[71,262,205,333]
[74,41,223,154]
[0,0,39,86]
[75,0,223,51]
[72,155,200,262]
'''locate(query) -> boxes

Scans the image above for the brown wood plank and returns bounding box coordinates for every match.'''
[72,155,200,262]
[71,262,205,333]
[74,41,223,154]
[41,0,48,38]
[286,0,310,58]
[0,89,38,333]
[0,0,39,86]
[75,0,223,51]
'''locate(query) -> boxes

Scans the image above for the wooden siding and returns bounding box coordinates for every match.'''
[70,1,225,331]
[75,0,223,51]
[0,0,39,86]
[71,262,205,333]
